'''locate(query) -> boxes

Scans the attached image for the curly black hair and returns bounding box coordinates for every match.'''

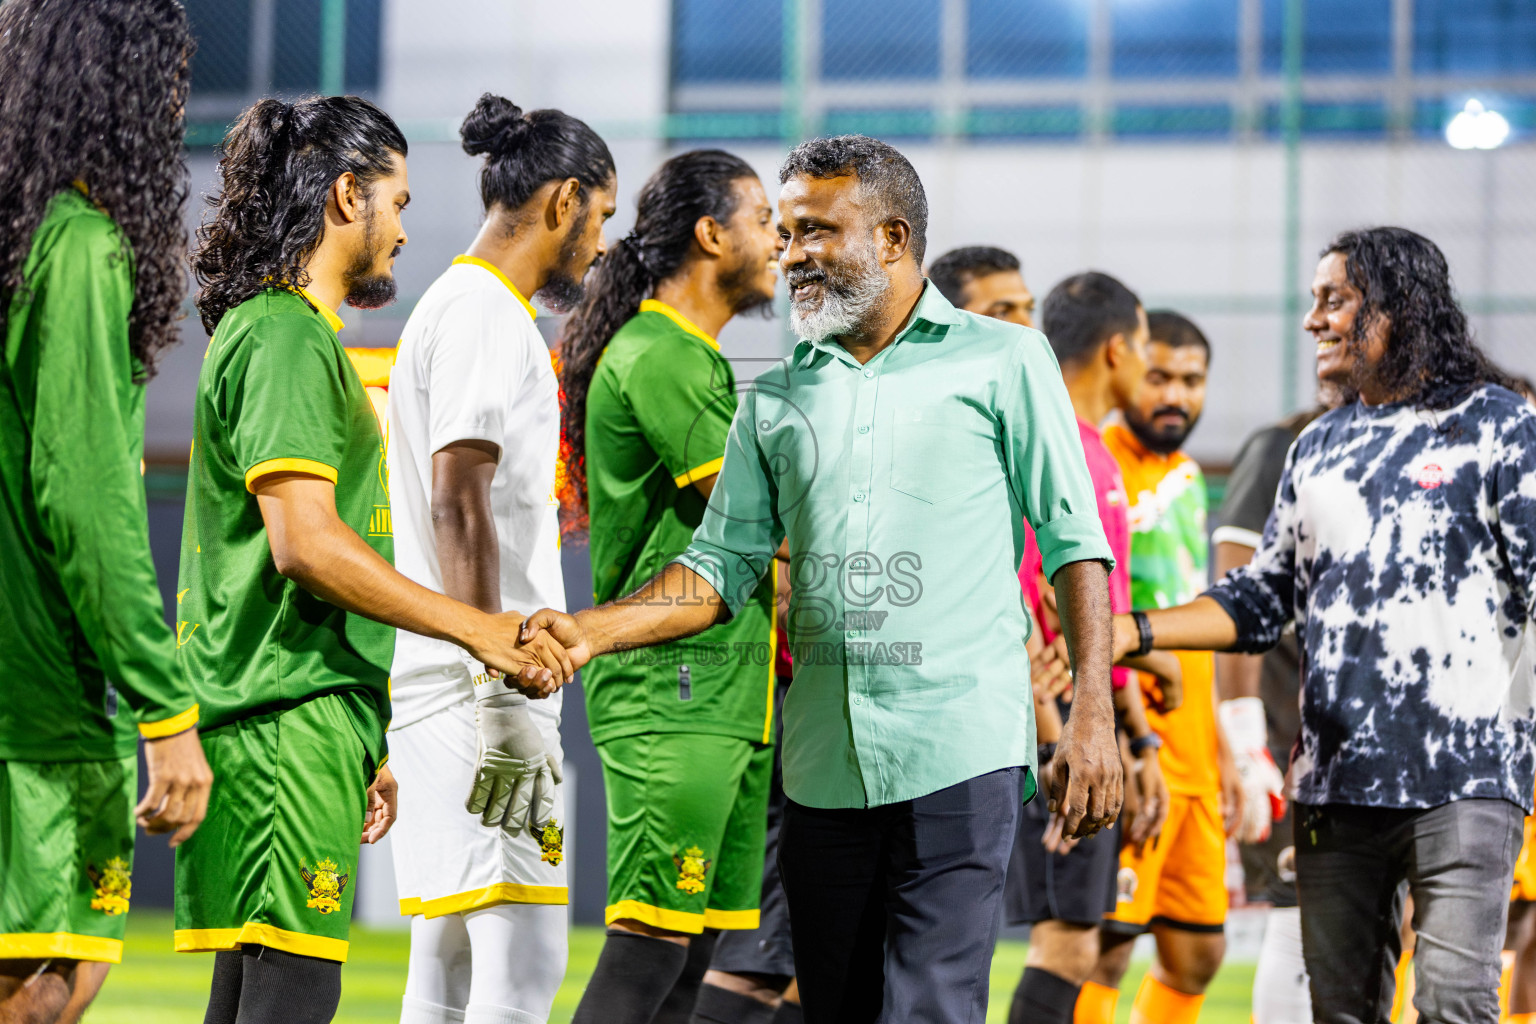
[192,95,407,335]
[0,0,193,381]
[1325,227,1513,409]
[559,149,757,511]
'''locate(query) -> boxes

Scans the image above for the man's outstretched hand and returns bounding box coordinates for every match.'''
[518,609,595,671]
[1047,707,1124,840]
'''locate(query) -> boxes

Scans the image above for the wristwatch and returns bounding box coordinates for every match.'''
[1132,610,1154,657]
[1128,732,1163,758]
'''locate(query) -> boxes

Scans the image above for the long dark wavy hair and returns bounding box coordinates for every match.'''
[558,149,758,510]
[0,0,193,380]
[1327,227,1513,410]
[191,95,408,335]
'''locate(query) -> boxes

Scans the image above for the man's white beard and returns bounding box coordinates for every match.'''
[788,243,891,343]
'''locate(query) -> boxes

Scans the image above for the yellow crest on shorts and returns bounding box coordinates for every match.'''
[673,846,711,895]
[87,856,132,915]
[539,820,564,866]
[300,857,349,915]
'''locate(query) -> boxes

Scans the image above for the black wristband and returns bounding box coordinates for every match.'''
[1132,610,1154,657]
[1037,742,1057,765]
[1129,732,1162,757]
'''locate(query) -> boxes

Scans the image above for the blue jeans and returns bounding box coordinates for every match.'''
[779,766,1024,1024]
[1295,798,1524,1024]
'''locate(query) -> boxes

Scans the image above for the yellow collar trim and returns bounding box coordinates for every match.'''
[453,255,537,321]
[297,288,345,334]
[639,299,720,351]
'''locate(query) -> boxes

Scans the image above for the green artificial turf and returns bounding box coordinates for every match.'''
[85,912,1257,1023]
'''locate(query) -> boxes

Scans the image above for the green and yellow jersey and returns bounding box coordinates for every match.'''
[0,188,197,760]
[582,300,776,745]
[175,287,393,766]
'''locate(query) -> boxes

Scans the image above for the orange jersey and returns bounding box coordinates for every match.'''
[1516,784,1536,903]
[1104,425,1220,796]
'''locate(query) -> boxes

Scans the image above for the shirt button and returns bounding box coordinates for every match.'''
[863,369,874,378]
[853,491,866,502]
[853,695,864,706]
[858,424,870,434]
[847,629,859,637]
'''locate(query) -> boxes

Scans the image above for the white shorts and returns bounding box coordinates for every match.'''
[390,696,568,918]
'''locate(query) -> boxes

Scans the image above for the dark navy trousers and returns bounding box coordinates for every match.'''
[779,766,1024,1024]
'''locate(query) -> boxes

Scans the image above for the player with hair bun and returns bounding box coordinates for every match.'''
[384,92,616,1024]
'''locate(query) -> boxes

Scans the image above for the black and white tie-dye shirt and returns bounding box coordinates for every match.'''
[1207,384,1536,812]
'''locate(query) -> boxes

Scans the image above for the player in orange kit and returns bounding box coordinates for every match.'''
[1077,310,1240,1024]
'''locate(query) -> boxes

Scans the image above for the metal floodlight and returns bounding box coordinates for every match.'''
[1445,99,1511,151]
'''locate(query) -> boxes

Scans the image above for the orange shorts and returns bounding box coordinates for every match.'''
[1514,812,1536,903]
[1107,791,1228,932]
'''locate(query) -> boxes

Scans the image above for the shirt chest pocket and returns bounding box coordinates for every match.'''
[889,405,992,505]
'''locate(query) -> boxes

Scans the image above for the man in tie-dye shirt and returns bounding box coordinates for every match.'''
[1111,227,1536,1024]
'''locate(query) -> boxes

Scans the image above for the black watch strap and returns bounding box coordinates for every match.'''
[1132,610,1154,657]
[1129,732,1163,757]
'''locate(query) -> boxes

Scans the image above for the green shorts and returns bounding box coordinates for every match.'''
[0,755,137,963]
[174,693,372,962]
[596,732,772,934]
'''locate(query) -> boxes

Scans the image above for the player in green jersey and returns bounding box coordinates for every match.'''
[179,96,571,1024]
[0,4,214,1023]
[558,150,785,1024]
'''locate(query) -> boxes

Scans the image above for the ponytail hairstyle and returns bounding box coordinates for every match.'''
[460,93,614,219]
[559,149,759,511]
[191,95,408,335]
[0,0,193,380]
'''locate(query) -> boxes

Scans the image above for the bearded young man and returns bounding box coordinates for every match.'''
[1085,311,1238,1024]
[0,4,213,1022]
[526,134,1123,1024]
[384,93,615,1024]
[557,149,786,1024]
[1110,227,1536,1024]
[1002,273,1174,1024]
[178,95,563,1024]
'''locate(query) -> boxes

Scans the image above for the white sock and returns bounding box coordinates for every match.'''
[402,993,467,1024]
[403,913,474,1011]
[1252,906,1313,1024]
[463,1006,543,1024]
[463,903,568,1018]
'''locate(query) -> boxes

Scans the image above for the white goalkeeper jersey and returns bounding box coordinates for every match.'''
[385,256,566,730]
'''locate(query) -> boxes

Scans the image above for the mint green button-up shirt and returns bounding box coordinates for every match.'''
[674,283,1112,809]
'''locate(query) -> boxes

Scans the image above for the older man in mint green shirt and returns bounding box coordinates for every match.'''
[524,136,1121,1024]
[674,279,1108,812]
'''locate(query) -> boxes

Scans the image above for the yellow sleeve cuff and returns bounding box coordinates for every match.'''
[139,704,199,739]
[244,458,339,493]
[674,456,724,489]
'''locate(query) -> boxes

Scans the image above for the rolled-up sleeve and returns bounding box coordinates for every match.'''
[1205,446,1299,653]
[672,388,785,617]
[1000,331,1113,582]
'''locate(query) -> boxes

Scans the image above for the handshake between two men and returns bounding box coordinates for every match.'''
[471,558,1127,849]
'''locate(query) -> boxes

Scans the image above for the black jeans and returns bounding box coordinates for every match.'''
[778,766,1024,1024]
[1295,798,1524,1024]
